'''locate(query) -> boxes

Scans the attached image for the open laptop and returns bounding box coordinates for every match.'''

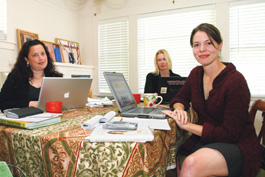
[104,72,169,119]
[157,76,187,104]
[38,77,92,111]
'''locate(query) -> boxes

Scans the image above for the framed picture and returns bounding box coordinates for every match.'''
[55,38,81,64]
[17,29,39,51]
[41,40,64,63]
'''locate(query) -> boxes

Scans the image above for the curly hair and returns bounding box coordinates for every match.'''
[10,40,63,83]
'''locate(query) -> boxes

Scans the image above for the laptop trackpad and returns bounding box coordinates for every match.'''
[128,107,153,113]
[137,114,150,118]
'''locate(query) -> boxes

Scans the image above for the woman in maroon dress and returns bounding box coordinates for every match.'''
[169,23,261,177]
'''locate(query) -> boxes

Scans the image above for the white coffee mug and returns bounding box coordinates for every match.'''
[143,93,163,107]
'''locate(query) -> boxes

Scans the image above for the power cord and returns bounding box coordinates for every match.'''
[7,164,26,177]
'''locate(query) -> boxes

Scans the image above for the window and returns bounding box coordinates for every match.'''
[138,6,215,93]
[230,1,265,97]
[0,0,7,40]
[98,18,129,93]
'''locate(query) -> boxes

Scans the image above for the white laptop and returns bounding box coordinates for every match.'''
[38,77,92,111]
[103,72,169,119]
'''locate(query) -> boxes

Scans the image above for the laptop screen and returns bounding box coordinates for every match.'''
[157,76,187,103]
[104,72,137,111]
[38,77,92,111]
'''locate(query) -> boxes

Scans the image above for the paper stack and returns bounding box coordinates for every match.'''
[88,117,171,142]
[89,124,154,143]
[0,112,62,129]
[86,97,113,107]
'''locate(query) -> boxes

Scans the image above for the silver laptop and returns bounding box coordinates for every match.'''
[104,72,169,119]
[38,77,92,111]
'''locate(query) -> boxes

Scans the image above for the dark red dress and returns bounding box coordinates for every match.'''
[170,63,261,177]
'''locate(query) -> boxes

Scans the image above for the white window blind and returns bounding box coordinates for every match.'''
[98,18,129,93]
[0,0,7,40]
[230,1,265,97]
[138,6,215,93]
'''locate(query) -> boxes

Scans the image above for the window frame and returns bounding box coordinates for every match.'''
[0,0,7,40]
[98,17,129,94]
[137,5,216,93]
[230,0,265,97]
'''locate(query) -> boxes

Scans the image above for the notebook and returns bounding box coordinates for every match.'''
[104,72,169,119]
[38,77,92,111]
[157,76,187,104]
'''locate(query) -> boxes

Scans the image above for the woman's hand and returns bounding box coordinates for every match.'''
[173,109,189,125]
[163,109,189,130]
[173,103,189,123]
[164,103,203,136]
[163,102,190,130]
[29,101,38,107]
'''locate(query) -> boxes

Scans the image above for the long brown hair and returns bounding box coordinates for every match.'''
[190,23,223,48]
[10,40,62,85]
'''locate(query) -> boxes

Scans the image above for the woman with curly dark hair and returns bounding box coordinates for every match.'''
[0,39,63,112]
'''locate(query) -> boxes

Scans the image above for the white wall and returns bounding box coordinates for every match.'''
[0,0,80,72]
[0,0,253,94]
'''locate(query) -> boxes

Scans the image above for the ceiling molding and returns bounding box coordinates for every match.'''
[65,0,89,11]
[36,0,79,17]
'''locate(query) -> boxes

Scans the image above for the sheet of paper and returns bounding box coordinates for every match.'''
[82,111,116,130]
[86,97,113,107]
[82,115,102,129]
[89,124,154,143]
[84,116,171,140]
[106,117,171,130]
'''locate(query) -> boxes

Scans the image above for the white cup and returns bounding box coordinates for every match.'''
[143,93,163,107]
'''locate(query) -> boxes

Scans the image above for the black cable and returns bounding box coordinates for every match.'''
[7,164,26,177]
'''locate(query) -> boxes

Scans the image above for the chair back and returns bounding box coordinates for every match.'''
[249,99,265,144]
[249,99,265,169]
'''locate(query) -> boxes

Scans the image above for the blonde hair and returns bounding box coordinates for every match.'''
[152,49,173,75]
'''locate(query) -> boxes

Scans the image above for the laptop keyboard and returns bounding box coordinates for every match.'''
[129,107,154,113]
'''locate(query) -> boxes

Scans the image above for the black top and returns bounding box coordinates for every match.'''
[0,72,62,112]
[144,70,180,93]
[28,85,41,101]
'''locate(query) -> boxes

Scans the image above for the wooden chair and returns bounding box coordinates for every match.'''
[249,99,265,173]
[176,99,265,177]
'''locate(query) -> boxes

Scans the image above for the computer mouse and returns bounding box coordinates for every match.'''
[99,117,108,124]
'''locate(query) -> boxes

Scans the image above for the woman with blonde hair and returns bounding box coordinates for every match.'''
[144,49,180,93]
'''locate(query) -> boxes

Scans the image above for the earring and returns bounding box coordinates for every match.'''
[27,62,29,67]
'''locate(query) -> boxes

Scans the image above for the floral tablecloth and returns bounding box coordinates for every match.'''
[0,105,180,177]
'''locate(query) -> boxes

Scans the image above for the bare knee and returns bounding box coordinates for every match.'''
[179,148,229,177]
[180,155,202,177]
